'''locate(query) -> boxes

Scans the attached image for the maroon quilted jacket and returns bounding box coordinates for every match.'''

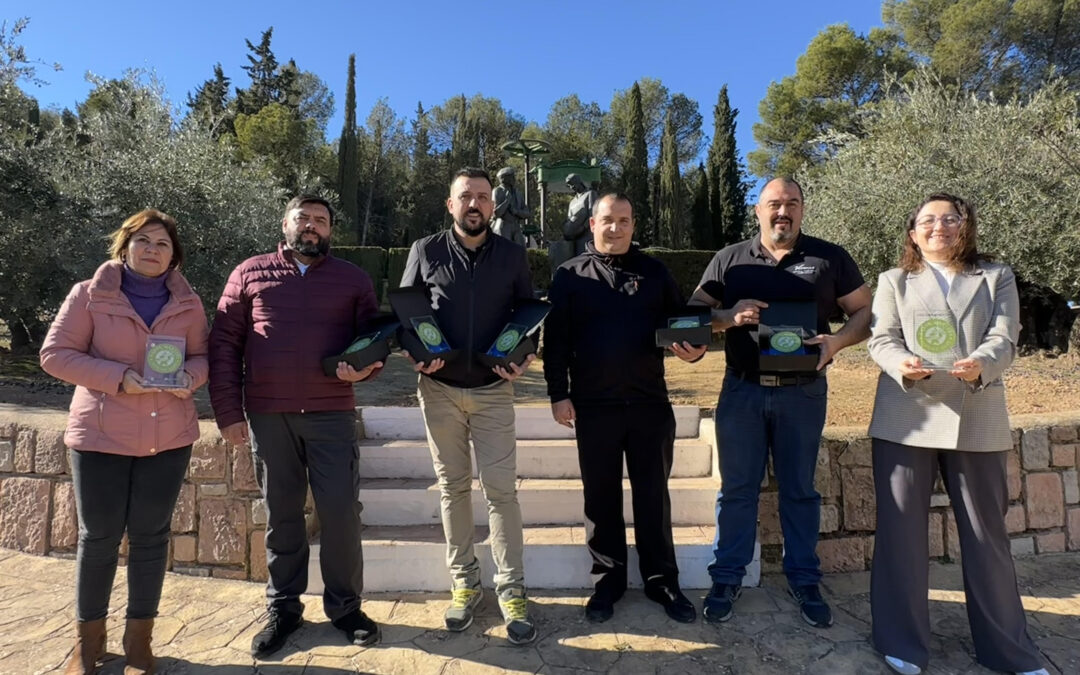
[208,243,379,428]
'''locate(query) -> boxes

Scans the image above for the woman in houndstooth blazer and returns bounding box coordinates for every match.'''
[866,193,1047,675]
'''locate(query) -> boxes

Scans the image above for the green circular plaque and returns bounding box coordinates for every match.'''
[916,318,957,353]
[345,337,374,354]
[670,319,699,329]
[416,322,444,348]
[146,343,183,374]
[496,329,521,352]
[769,331,803,353]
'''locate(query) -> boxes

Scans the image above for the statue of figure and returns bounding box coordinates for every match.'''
[492,167,530,247]
[562,173,598,257]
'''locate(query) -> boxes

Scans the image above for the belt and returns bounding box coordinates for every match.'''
[728,369,819,387]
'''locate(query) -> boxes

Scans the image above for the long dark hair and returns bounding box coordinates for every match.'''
[900,192,986,272]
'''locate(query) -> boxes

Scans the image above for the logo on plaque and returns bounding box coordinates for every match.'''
[345,337,374,353]
[146,343,183,374]
[416,322,444,348]
[769,331,803,354]
[916,318,957,353]
[496,328,521,353]
[669,318,701,329]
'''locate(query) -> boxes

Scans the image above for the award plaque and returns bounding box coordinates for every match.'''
[655,308,712,348]
[388,286,462,367]
[757,300,819,372]
[321,313,399,376]
[143,335,187,388]
[911,310,961,370]
[476,298,551,369]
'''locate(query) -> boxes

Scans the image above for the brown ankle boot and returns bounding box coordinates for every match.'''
[64,618,106,675]
[122,618,155,675]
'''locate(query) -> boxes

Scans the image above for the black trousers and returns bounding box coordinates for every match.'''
[249,411,364,622]
[574,401,679,595]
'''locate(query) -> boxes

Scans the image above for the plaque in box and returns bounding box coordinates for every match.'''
[143,335,187,388]
[910,310,961,370]
[757,300,820,372]
[388,286,462,367]
[655,308,712,348]
[476,298,551,369]
[321,313,399,376]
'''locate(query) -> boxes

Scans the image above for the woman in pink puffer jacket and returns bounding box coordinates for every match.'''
[40,209,208,675]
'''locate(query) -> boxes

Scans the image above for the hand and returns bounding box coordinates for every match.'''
[220,422,249,447]
[727,299,768,327]
[949,357,983,382]
[121,369,161,395]
[401,350,445,375]
[669,341,707,362]
[898,356,934,381]
[163,371,195,399]
[336,361,383,382]
[493,353,535,382]
[804,333,841,371]
[551,399,576,429]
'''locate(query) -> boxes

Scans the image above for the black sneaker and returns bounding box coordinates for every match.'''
[497,588,537,645]
[702,583,741,624]
[250,608,303,658]
[584,591,616,623]
[789,584,833,628]
[332,609,382,646]
[644,581,697,623]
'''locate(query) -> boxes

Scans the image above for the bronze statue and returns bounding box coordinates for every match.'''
[563,174,598,256]
[492,167,530,247]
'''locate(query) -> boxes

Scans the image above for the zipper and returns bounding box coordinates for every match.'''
[98,392,106,429]
[466,256,475,377]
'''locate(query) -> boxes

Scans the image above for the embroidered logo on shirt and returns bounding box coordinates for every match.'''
[789,263,816,275]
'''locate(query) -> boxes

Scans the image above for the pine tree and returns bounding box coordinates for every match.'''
[337,54,359,232]
[706,85,747,248]
[186,64,232,136]
[657,113,682,248]
[236,28,278,115]
[689,163,712,249]
[621,82,651,246]
[407,102,444,243]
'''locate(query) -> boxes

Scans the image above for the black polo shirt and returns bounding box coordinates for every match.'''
[697,233,864,375]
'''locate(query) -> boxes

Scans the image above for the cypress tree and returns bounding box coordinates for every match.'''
[706,85,747,248]
[657,113,682,248]
[621,82,651,246]
[337,54,359,232]
[690,163,712,249]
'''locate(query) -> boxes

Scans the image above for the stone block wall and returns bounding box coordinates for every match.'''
[758,419,1080,575]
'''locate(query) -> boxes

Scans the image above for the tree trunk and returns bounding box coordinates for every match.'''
[1016,281,1077,353]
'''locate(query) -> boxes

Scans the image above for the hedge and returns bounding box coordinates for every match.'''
[641,248,716,301]
[387,247,411,292]
[335,246,388,300]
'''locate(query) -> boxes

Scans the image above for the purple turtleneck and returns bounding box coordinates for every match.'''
[121,265,170,329]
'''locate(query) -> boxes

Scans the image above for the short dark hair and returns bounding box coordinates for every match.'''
[592,192,634,217]
[761,177,804,203]
[449,167,492,192]
[108,209,185,270]
[283,194,334,226]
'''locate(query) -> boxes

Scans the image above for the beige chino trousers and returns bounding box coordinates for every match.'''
[417,375,524,593]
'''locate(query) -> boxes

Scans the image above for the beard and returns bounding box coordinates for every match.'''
[455,209,490,238]
[288,230,329,257]
[769,218,796,244]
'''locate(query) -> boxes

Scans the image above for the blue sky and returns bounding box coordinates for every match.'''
[13,1,883,171]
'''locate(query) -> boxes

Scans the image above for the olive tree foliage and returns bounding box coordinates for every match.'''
[803,72,1080,350]
[0,71,283,347]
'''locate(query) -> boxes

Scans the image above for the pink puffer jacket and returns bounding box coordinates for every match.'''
[40,261,209,456]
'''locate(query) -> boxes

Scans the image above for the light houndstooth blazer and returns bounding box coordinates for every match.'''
[867,261,1020,452]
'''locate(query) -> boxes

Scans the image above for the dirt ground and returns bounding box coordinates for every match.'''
[3,342,1078,427]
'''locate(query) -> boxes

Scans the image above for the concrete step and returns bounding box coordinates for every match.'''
[357,477,720,527]
[357,438,713,479]
[359,405,703,440]
[307,525,760,592]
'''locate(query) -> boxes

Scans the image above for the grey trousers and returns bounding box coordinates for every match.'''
[870,438,1043,672]
[417,376,524,594]
[249,411,363,622]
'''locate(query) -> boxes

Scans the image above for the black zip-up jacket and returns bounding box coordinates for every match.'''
[543,243,685,406]
[401,228,533,389]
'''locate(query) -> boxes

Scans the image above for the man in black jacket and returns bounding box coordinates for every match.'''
[543,193,706,624]
[400,167,536,645]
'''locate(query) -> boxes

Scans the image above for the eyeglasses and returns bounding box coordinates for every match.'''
[914,214,964,229]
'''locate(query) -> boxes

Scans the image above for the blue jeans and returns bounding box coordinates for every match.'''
[708,371,827,587]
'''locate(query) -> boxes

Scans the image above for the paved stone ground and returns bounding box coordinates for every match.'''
[2,549,1077,675]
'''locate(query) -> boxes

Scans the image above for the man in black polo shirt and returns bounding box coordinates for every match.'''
[693,177,871,628]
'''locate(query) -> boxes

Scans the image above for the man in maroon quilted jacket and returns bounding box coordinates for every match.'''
[209,195,382,657]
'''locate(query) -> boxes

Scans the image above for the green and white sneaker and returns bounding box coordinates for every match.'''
[497,587,537,645]
[444,585,483,632]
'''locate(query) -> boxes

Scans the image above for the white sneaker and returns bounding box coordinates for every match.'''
[885,655,922,675]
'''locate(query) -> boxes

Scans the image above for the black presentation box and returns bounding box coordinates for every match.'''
[388,286,462,367]
[476,299,552,370]
[321,313,399,376]
[655,308,712,348]
[757,300,820,372]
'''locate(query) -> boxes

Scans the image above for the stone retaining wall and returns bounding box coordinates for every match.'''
[1,406,1078,583]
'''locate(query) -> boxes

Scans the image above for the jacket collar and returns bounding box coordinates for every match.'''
[87,260,198,305]
[584,241,639,266]
[277,241,333,270]
[906,262,986,316]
